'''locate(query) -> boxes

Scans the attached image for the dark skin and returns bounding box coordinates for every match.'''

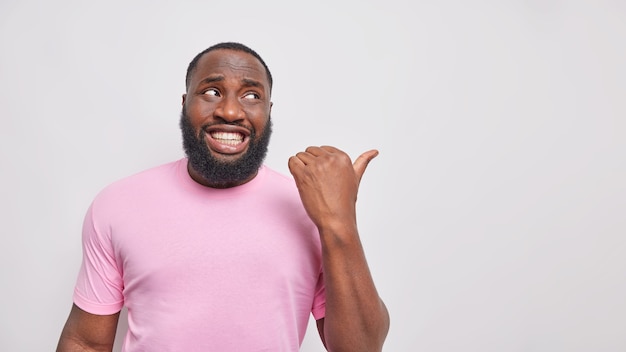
[57,49,389,351]
[182,48,273,188]
[57,304,119,351]
[291,146,390,351]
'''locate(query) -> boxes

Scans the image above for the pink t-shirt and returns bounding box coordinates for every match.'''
[73,159,326,351]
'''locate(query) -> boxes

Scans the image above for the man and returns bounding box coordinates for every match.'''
[57,42,389,351]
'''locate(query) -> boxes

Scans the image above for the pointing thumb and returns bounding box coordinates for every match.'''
[353,149,379,184]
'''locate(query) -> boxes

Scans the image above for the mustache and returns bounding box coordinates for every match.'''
[180,107,257,137]
[199,121,252,133]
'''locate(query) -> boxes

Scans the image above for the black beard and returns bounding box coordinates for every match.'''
[180,107,272,188]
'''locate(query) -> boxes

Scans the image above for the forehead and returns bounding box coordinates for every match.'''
[189,49,269,88]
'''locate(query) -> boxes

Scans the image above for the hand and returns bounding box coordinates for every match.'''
[288,146,378,229]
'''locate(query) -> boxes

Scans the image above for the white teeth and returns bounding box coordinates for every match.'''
[211,131,243,145]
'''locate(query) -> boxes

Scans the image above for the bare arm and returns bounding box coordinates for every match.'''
[56,304,120,352]
[288,146,390,352]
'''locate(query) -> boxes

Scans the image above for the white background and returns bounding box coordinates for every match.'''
[1,1,625,351]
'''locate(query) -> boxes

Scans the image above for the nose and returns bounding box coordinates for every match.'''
[215,95,244,123]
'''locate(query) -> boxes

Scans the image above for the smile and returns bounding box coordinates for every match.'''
[210,131,244,146]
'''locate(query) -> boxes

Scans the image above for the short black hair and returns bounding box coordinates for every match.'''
[185,42,273,92]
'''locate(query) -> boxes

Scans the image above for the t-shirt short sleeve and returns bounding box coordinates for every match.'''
[311,271,326,320]
[73,201,124,315]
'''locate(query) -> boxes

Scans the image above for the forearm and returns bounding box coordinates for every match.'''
[320,222,390,352]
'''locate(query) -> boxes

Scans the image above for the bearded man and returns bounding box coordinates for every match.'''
[57,42,389,352]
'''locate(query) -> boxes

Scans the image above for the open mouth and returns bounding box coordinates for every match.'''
[210,131,244,146]
[204,125,251,154]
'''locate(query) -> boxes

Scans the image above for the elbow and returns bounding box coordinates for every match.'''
[326,305,390,352]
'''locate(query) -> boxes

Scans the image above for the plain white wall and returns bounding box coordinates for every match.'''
[1,0,625,351]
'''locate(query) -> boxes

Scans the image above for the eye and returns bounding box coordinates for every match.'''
[243,92,260,100]
[204,88,220,97]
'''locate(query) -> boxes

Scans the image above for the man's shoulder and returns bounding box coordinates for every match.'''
[261,164,292,181]
[114,158,181,183]
[96,159,184,198]
[259,165,298,189]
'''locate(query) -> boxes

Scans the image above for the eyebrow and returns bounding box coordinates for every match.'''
[241,78,263,89]
[199,76,264,90]
[199,76,224,85]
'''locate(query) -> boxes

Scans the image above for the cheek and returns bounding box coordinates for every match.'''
[186,101,214,124]
[251,116,270,135]
[248,106,271,127]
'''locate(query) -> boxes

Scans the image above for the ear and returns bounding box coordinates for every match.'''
[181,94,187,105]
